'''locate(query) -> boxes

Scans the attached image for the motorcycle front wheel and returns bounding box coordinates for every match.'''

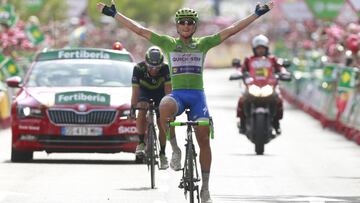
[254,114,267,155]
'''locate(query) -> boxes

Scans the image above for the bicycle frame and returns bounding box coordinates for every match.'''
[182,121,200,203]
[166,110,214,203]
[135,100,159,189]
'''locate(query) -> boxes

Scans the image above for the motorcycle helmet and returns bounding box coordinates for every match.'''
[252,34,269,56]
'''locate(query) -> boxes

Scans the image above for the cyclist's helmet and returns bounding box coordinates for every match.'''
[145,46,164,67]
[175,8,199,23]
[252,34,269,56]
[112,41,123,50]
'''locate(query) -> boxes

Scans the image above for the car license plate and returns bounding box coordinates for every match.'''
[61,127,103,136]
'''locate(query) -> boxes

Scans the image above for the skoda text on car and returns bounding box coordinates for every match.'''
[7,48,141,162]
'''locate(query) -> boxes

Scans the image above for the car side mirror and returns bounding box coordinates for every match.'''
[229,72,243,80]
[232,58,241,68]
[6,76,22,88]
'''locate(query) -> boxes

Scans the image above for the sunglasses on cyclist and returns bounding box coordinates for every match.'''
[177,19,196,26]
[146,63,161,70]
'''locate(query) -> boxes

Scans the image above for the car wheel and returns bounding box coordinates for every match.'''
[11,148,33,162]
[135,154,144,164]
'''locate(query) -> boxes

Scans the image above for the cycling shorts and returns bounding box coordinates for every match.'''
[167,89,210,121]
[138,89,164,118]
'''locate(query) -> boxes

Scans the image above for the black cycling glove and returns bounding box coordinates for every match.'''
[102,4,117,17]
[255,3,270,17]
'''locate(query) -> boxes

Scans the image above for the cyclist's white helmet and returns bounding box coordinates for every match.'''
[252,34,269,48]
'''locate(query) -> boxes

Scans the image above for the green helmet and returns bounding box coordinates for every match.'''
[175,8,199,23]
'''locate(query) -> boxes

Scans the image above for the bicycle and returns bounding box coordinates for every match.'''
[166,110,214,203]
[133,99,159,189]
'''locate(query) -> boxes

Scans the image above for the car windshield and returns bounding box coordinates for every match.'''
[26,59,134,87]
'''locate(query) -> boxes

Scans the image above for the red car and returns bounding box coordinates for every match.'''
[6,48,141,162]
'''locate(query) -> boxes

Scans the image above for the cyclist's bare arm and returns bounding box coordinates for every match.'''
[96,2,153,40]
[164,83,172,95]
[217,1,273,42]
[131,85,140,107]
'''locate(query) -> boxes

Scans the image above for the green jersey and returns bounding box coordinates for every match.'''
[150,33,221,90]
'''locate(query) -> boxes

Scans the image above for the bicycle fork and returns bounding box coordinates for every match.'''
[179,126,200,202]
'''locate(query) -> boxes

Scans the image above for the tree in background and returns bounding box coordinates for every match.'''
[8,0,68,23]
[7,0,184,25]
[87,0,184,25]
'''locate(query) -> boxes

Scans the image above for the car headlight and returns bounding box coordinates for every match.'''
[248,85,274,97]
[17,106,44,118]
[248,85,261,97]
[119,109,130,119]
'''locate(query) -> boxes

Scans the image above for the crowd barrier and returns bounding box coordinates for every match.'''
[280,57,360,145]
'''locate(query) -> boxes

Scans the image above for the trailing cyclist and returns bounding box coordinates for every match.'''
[130,46,181,170]
[97,1,273,202]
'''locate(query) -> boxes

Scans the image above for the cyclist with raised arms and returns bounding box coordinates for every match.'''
[97,1,273,202]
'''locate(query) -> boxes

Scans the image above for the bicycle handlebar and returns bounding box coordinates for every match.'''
[169,121,210,126]
[133,106,158,111]
[166,119,214,140]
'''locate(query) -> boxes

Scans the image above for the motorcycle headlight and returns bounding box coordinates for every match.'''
[261,85,274,97]
[248,85,262,97]
[248,85,274,97]
[17,106,44,118]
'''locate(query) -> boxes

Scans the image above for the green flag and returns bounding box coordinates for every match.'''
[338,68,356,89]
[0,54,5,63]
[323,65,336,81]
[0,57,21,77]
[0,4,17,27]
[305,0,345,20]
[25,24,45,45]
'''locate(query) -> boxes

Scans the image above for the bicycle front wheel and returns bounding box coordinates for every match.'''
[186,142,195,203]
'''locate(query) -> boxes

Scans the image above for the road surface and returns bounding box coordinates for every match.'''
[0,69,359,203]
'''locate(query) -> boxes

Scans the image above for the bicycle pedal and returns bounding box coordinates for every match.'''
[178,182,184,189]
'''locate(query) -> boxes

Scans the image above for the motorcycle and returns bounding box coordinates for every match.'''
[229,58,292,155]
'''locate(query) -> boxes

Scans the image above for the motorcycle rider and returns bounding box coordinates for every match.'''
[237,34,289,135]
[130,46,181,170]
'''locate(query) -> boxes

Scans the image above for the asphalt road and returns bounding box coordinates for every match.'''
[0,69,360,203]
